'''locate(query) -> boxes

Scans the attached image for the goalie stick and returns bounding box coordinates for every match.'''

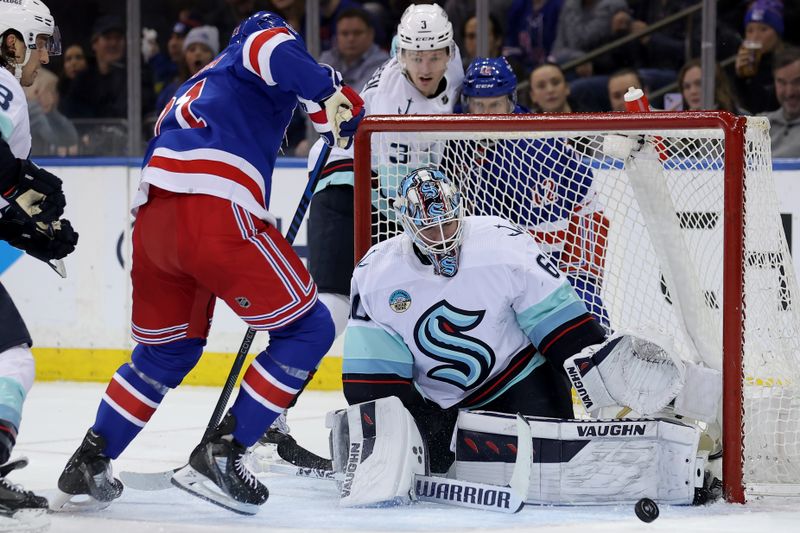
[122,414,533,514]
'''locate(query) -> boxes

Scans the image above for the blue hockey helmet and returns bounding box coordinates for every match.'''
[229,11,302,46]
[462,57,517,103]
[395,167,464,276]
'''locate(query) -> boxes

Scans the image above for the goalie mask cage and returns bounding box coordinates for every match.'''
[353,112,800,504]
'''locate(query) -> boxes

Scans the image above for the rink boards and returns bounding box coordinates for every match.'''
[2,157,800,389]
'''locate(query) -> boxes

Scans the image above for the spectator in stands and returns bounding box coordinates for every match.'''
[25,68,79,156]
[319,8,389,92]
[528,62,574,113]
[142,10,203,97]
[268,0,369,54]
[319,0,366,53]
[61,15,128,119]
[155,26,220,114]
[762,46,800,158]
[60,15,156,155]
[445,0,514,50]
[550,0,628,78]
[731,0,784,114]
[57,43,87,104]
[607,68,645,112]
[460,13,504,71]
[503,0,563,73]
[61,15,155,119]
[677,58,740,113]
[206,0,260,45]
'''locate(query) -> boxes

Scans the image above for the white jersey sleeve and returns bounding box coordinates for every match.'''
[0,69,31,159]
[342,216,596,408]
[0,68,31,212]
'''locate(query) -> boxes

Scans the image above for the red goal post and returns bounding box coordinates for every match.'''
[352,112,800,503]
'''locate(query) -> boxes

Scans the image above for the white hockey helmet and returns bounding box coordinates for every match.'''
[0,0,61,79]
[396,3,453,52]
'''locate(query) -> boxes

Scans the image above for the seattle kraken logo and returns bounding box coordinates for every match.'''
[415,301,495,390]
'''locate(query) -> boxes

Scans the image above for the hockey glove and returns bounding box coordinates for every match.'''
[0,218,78,262]
[562,330,685,416]
[298,65,365,150]
[1,160,66,223]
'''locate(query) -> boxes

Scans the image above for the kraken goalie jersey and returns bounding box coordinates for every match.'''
[343,215,597,408]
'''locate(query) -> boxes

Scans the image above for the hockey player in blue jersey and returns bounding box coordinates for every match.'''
[56,12,363,515]
[445,57,610,327]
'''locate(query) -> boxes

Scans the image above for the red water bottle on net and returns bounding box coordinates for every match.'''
[623,86,667,161]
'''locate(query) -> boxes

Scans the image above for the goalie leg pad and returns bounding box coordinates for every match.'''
[453,411,703,505]
[326,396,427,507]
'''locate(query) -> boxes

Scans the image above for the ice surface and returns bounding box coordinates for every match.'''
[12,383,800,532]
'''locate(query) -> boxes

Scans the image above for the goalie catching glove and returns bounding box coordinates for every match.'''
[1,159,66,224]
[563,330,721,422]
[298,64,364,150]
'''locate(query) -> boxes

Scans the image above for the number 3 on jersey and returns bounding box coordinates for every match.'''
[154,78,208,135]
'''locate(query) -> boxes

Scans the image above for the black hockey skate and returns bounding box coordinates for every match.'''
[172,413,269,515]
[0,458,50,532]
[52,429,123,511]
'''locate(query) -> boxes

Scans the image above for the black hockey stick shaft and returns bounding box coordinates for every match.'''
[205,142,333,432]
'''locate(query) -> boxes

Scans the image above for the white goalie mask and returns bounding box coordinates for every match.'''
[395,167,464,277]
[396,3,454,53]
[0,0,61,80]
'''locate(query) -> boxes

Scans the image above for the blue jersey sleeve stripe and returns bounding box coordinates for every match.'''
[314,169,354,193]
[516,281,589,343]
[0,113,13,142]
[526,301,591,347]
[344,324,414,366]
[342,358,413,378]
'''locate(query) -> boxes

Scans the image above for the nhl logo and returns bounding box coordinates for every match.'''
[389,290,412,313]
[479,65,493,75]
[235,296,251,308]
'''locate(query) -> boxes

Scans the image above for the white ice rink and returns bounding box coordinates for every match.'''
[10,382,800,532]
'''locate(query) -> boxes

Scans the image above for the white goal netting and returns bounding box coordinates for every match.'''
[355,114,800,499]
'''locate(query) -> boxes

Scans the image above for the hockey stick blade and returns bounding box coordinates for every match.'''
[414,475,523,513]
[120,467,180,491]
[415,414,531,514]
[120,460,338,492]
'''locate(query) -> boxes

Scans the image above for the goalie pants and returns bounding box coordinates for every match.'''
[416,359,574,473]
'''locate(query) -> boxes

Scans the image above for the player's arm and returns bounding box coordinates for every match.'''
[241,29,364,149]
[342,287,423,407]
[510,233,606,367]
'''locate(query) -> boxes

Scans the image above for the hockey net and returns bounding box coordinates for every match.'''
[352,112,800,503]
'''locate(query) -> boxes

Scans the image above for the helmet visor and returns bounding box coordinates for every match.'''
[35,26,61,56]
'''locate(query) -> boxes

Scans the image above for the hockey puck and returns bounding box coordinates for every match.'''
[634,498,659,523]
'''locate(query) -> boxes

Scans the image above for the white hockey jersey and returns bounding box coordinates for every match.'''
[308,46,465,192]
[343,216,592,408]
[0,68,31,213]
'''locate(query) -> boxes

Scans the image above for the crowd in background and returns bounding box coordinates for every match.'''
[27,0,800,157]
